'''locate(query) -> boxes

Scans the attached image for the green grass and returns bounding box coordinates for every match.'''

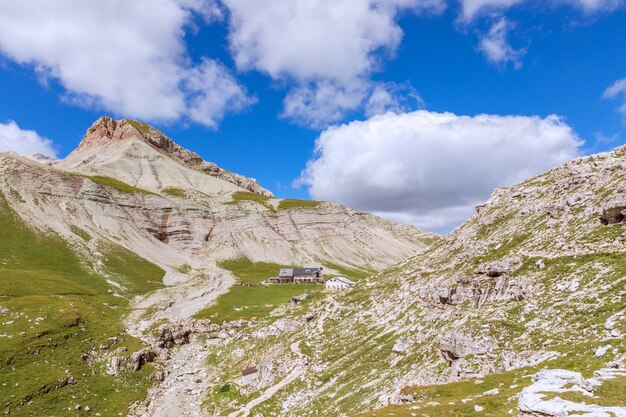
[584,224,624,243]
[277,199,322,210]
[555,376,626,406]
[85,175,154,195]
[69,225,92,242]
[218,257,291,284]
[322,261,375,282]
[161,187,187,198]
[194,284,321,323]
[128,119,152,135]
[225,191,275,212]
[176,263,192,274]
[200,257,320,323]
[356,340,626,417]
[0,193,165,416]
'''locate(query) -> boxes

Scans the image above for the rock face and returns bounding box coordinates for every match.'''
[519,368,626,416]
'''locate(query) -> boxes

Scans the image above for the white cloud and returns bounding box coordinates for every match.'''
[298,111,582,231]
[365,82,424,117]
[221,0,445,126]
[604,78,626,98]
[0,121,57,157]
[604,78,626,116]
[478,18,526,68]
[0,0,251,128]
[282,80,369,128]
[461,0,623,69]
[461,0,623,20]
[184,58,257,128]
[461,0,524,21]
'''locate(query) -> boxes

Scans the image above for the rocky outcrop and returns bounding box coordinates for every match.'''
[519,368,626,416]
[600,196,626,224]
[59,116,273,197]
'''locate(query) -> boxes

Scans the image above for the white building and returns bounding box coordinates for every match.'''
[241,367,258,385]
[325,276,355,291]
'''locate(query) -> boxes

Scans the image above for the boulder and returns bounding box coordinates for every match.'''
[130,348,156,372]
[600,197,626,224]
[157,324,192,349]
[475,262,509,278]
[392,338,412,354]
[518,369,626,416]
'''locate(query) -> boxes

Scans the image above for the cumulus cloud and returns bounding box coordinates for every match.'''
[221,0,445,127]
[461,0,623,20]
[298,111,582,231]
[604,78,626,117]
[365,82,424,117]
[461,0,524,21]
[0,121,57,157]
[478,18,526,68]
[460,0,623,68]
[0,0,252,128]
[184,59,256,128]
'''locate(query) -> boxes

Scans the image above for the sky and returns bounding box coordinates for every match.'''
[0,0,625,232]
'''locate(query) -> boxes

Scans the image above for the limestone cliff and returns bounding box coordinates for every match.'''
[58,116,273,197]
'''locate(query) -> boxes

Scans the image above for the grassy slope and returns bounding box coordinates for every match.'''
[161,187,187,198]
[196,257,320,323]
[277,199,321,210]
[0,193,164,416]
[224,191,276,212]
[85,175,154,195]
[321,261,376,282]
[217,258,293,284]
[194,284,321,324]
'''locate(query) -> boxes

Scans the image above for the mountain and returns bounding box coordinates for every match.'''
[190,146,626,416]
[57,116,273,197]
[2,117,625,417]
[0,117,435,417]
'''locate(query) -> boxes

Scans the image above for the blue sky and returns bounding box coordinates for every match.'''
[0,0,625,231]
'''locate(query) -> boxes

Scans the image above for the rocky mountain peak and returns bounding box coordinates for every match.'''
[68,116,273,197]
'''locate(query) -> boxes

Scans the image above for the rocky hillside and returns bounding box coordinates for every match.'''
[193,146,626,416]
[0,117,435,417]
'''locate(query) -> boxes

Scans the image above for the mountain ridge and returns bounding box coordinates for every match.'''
[2,118,625,416]
[0,116,436,416]
[59,116,274,197]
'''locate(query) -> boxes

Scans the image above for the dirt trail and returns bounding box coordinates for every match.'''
[227,341,309,417]
[127,267,234,417]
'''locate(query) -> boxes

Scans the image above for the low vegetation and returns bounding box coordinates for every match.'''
[128,119,152,136]
[69,225,91,242]
[197,257,321,323]
[218,257,292,284]
[0,193,165,416]
[194,284,320,323]
[85,175,154,195]
[322,261,375,282]
[277,199,322,210]
[225,191,275,212]
[161,187,187,198]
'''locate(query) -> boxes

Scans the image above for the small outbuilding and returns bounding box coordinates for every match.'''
[241,366,258,385]
[325,276,355,291]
